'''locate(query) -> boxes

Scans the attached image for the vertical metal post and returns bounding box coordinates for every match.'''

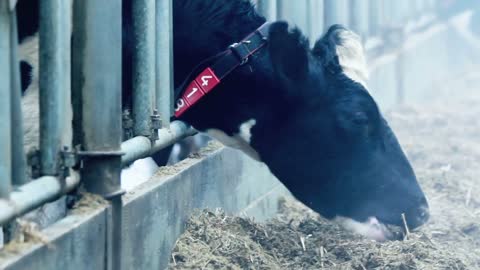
[133,0,155,137]
[368,0,383,36]
[156,0,173,128]
[324,0,349,29]
[277,0,308,31]
[39,0,70,176]
[350,0,369,39]
[382,0,393,27]
[72,0,123,203]
[10,8,27,185]
[257,0,277,21]
[395,1,408,27]
[72,1,123,269]
[0,0,12,198]
[426,0,436,12]
[307,0,324,44]
[409,0,418,20]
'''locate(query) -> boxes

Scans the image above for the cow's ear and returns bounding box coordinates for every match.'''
[268,22,309,88]
[312,24,343,72]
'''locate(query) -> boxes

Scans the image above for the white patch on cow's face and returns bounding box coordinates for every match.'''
[238,119,256,143]
[334,216,393,242]
[206,119,260,161]
[335,30,369,88]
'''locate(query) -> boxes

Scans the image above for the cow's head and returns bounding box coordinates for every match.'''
[172,0,429,240]
[257,22,429,240]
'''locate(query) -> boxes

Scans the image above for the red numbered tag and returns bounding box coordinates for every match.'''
[174,67,220,117]
[195,67,220,93]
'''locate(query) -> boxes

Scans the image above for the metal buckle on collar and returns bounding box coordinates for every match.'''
[229,41,251,65]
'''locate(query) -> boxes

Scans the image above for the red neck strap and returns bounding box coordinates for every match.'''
[174,22,271,117]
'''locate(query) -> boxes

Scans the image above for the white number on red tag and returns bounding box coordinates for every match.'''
[201,75,213,86]
[187,87,199,98]
[174,99,185,112]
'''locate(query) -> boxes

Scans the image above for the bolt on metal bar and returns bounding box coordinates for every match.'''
[0,172,80,226]
[0,1,12,199]
[324,0,349,29]
[39,0,71,176]
[121,120,196,166]
[133,0,156,137]
[9,7,27,185]
[257,0,278,21]
[156,0,173,128]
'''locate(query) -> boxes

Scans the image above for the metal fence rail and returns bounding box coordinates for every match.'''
[0,0,441,237]
[0,0,13,200]
[0,0,187,229]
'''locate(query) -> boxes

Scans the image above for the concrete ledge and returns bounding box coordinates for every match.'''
[0,197,109,270]
[120,143,289,269]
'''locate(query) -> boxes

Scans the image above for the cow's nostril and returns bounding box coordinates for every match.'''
[406,204,430,230]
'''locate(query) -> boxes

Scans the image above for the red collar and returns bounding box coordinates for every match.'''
[174,22,271,117]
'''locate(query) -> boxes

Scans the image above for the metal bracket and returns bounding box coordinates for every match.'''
[27,146,78,179]
[26,148,41,179]
[122,109,134,141]
[59,146,77,178]
[150,109,162,141]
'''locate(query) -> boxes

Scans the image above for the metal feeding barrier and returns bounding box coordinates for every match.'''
[0,0,195,228]
[0,0,439,257]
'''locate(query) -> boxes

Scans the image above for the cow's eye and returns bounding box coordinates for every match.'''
[352,111,371,137]
[353,112,368,126]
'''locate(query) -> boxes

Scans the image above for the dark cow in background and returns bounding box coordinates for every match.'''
[16,0,429,241]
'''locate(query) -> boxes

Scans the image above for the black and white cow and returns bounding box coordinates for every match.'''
[17,0,429,241]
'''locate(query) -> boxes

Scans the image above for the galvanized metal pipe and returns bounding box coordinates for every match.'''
[9,8,27,185]
[156,0,173,128]
[121,121,196,166]
[324,0,349,29]
[426,0,436,12]
[0,172,80,226]
[0,1,12,199]
[393,1,409,27]
[307,0,324,44]
[368,0,383,36]
[39,0,70,176]
[8,0,17,11]
[350,0,369,38]
[72,0,123,197]
[72,1,123,269]
[257,0,278,21]
[277,0,308,32]
[133,0,155,137]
